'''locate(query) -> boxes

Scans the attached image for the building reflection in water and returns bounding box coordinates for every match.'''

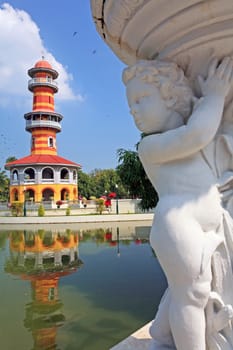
[101,225,151,257]
[5,229,83,350]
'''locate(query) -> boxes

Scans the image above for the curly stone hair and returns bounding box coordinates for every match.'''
[122,59,193,120]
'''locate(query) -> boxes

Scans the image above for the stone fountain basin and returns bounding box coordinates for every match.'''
[91,0,233,86]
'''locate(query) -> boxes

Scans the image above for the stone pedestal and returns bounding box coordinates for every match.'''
[110,322,152,350]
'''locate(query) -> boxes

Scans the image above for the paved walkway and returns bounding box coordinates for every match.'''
[0,213,154,225]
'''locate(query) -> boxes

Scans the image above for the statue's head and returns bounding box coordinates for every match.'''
[123,59,193,122]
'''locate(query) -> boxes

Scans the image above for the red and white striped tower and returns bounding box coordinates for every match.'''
[5,59,80,204]
[24,59,62,155]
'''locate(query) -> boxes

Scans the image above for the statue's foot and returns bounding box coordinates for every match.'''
[213,304,233,332]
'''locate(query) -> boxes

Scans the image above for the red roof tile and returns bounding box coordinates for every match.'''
[5,154,81,169]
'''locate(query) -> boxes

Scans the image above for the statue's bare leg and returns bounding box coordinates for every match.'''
[149,288,175,349]
[150,202,222,350]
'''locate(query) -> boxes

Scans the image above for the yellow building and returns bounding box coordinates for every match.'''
[5,59,80,204]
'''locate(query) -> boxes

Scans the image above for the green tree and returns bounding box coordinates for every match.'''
[5,156,17,164]
[117,148,158,211]
[0,156,17,201]
[77,170,95,199]
[90,168,127,198]
[78,168,127,199]
[0,170,9,201]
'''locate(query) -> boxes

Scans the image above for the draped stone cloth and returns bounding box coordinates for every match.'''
[200,133,233,349]
[207,210,233,349]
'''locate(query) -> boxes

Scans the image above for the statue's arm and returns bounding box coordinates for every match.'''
[139,57,233,164]
[139,94,225,164]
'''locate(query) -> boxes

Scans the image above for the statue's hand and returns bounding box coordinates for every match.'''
[198,57,233,98]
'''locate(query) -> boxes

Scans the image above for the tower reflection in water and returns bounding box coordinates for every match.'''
[5,229,83,350]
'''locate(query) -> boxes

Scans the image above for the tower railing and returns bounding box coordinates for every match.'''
[11,179,20,185]
[28,77,58,92]
[41,179,55,183]
[23,178,36,184]
[25,120,61,131]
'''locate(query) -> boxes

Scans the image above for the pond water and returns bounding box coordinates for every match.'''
[0,222,167,350]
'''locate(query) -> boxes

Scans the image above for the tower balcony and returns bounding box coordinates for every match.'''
[28,77,58,92]
[24,112,63,132]
[25,119,62,132]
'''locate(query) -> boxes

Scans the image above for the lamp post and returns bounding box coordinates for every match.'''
[116,226,120,257]
[23,187,27,217]
[115,184,119,215]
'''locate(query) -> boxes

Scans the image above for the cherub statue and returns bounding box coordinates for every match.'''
[123,57,233,350]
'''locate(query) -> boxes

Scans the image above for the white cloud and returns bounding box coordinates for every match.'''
[0,3,83,102]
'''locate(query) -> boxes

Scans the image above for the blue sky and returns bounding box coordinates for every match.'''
[0,1,140,173]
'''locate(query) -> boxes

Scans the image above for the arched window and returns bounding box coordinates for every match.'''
[24,232,35,247]
[61,188,69,200]
[42,188,54,201]
[41,231,55,247]
[60,168,69,180]
[27,189,35,201]
[73,170,77,181]
[24,168,35,180]
[42,168,54,179]
[12,170,19,181]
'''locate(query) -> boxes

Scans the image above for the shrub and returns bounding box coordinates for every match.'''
[38,204,45,217]
[11,201,23,217]
[96,198,105,214]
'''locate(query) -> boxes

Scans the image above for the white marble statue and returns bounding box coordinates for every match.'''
[123,57,233,350]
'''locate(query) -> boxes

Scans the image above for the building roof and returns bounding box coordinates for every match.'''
[34,59,52,69]
[28,59,58,79]
[5,154,81,169]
